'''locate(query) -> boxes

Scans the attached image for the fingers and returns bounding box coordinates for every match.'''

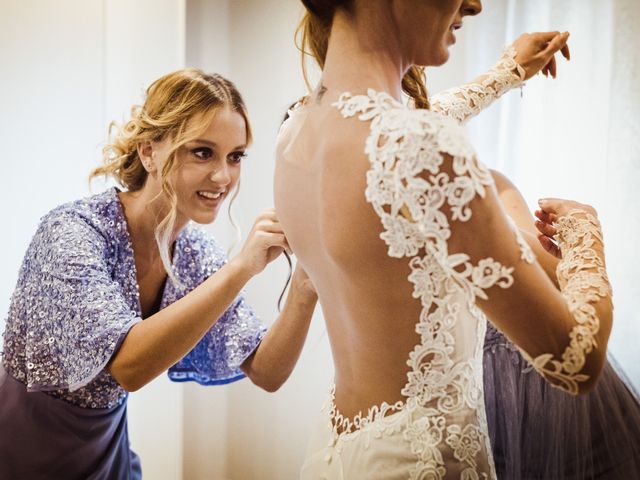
[256,208,277,222]
[534,209,557,224]
[254,218,284,234]
[261,232,291,256]
[561,43,571,61]
[537,233,562,259]
[535,31,562,44]
[548,54,557,78]
[542,31,570,57]
[537,197,563,216]
[252,208,284,234]
[535,218,556,237]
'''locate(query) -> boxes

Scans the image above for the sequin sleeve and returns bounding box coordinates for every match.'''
[7,211,141,392]
[166,226,267,385]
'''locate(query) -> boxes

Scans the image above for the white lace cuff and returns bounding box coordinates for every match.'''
[430,45,526,124]
[521,209,612,395]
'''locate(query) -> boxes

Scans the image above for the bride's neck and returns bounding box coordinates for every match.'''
[321,9,408,100]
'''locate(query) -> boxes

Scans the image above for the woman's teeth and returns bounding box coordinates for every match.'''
[198,191,224,200]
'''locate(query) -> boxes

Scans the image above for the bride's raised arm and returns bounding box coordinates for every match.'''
[431,31,571,123]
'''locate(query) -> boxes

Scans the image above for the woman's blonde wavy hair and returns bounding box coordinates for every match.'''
[296,0,430,109]
[90,68,251,286]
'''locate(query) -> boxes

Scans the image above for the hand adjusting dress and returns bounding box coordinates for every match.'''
[300,48,613,479]
[0,188,266,479]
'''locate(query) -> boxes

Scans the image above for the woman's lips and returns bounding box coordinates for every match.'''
[197,190,225,208]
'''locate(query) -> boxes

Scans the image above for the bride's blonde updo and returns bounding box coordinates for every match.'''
[91,69,251,284]
[297,0,430,109]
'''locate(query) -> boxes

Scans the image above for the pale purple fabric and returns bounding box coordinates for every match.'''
[0,364,141,479]
[484,322,640,479]
[0,188,266,477]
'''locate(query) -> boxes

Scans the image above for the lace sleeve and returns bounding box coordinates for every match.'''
[430,46,526,124]
[519,210,612,394]
[334,90,613,396]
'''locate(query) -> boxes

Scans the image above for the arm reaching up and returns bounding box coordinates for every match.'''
[431,31,571,124]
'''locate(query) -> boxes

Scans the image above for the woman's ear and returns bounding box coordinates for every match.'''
[137,141,157,173]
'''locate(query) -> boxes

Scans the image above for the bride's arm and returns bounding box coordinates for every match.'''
[491,169,560,288]
[442,156,612,395]
[376,113,610,396]
[431,31,571,124]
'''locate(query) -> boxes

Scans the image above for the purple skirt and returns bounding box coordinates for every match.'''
[484,324,640,479]
[0,364,141,480]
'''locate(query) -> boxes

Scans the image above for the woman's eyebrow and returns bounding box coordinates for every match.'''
[190,138,217,147]
[189,139,246,150]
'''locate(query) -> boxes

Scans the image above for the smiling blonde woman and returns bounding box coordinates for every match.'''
[0,69,317,479]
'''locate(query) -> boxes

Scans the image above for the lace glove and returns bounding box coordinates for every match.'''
[430,45,526,124]
[520,209,612,394]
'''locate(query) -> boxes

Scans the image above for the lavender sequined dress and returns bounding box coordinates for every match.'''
[0,188,266,479]
[484,323,640,479]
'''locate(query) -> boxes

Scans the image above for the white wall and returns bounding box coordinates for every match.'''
[0,1,186,478]
[0,0,104,333]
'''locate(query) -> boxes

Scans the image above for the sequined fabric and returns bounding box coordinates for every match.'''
[1,188,266,408]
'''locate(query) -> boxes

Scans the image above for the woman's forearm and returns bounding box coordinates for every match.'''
[517,228,560,288]
[491,169,560,288]
[108,259,253,391]
[241,270,317,392]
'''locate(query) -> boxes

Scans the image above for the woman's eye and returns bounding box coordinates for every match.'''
[192,147,213,160]
[229,152,247,164]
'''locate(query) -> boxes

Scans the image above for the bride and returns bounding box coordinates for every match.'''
[275,0,616,478]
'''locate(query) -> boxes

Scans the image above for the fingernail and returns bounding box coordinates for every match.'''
[538,198,546,205]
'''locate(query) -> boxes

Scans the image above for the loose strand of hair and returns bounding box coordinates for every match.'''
[226,179,242,257]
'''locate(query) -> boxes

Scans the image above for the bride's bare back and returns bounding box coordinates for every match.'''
[282,2,613,477]
[275,96,425,418]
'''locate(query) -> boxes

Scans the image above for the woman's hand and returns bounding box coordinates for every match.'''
[511,31,571,80]
[291,263,317,300]
[534,197,598,258]
[231,208,291,277]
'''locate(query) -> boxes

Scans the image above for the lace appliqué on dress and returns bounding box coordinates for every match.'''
[332,89,516,479]
[520,209,612,395]
[431,46,526,124]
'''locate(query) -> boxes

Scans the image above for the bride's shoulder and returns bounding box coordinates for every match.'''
[333,89,475,160]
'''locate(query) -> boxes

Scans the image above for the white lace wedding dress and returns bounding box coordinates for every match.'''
[290,48,612,479]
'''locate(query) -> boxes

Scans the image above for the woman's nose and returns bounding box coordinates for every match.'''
[210,164,231,186]
[462,0,482,16]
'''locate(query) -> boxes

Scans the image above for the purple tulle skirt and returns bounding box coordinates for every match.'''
[484,323,640,479]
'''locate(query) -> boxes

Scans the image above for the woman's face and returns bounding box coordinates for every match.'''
[151,107,247,225]
[392,0,482,67]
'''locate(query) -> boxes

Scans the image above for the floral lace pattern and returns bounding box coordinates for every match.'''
[431,46,526,124]
[332,89,509,479]
[304,41,611,476]
[520,209,611,394]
